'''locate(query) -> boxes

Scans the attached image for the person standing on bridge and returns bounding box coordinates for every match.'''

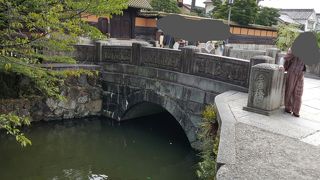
[283,48,306,117]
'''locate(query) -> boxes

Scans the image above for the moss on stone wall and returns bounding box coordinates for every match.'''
[197,104,220,180]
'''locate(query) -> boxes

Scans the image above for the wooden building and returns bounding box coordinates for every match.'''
[227,22,278,44]
[83,1,278,45]
[82,0,153,39]
[137,11,279,45]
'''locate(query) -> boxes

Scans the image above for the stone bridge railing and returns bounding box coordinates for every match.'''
[75,43,251,90]
[72,43,276,149]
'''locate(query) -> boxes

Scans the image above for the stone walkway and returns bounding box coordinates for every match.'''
[216,77,320,179]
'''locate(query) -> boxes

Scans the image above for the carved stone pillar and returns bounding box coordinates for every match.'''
[181,46,200,74]
[243,63,285,116]
[223,45,233,56]
[266,48,280,59]
[131,43,142,66]
[95,41,103,62]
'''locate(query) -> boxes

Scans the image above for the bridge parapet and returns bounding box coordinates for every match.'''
[76,43,251,89]
[73,42,277,150]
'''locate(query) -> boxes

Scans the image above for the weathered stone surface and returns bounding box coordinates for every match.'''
[229,49,266,60]
[100,56,250,149]
[0,74,102,122]
[77,95,88,104]
[250,55,275,68]
[63,110,75,119]
[205,92,218,104]
[188,88,205,104]
[58,100,76,110]
[266,48,280,59]
[46,98,58,111]
[244,63,285,115]
[214,91,237,169]
[85,100,102,113]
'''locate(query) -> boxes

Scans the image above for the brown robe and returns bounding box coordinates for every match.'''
[284,53,305,115]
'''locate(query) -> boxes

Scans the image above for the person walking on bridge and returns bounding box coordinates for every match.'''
[283,48,306,117]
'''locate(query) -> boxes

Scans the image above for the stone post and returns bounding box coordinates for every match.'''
[131,43,143,66]
[247,55,275,87]
[275,52,286,65]
[250,55,275,67]
[243,63,285,116]
[181,46,200,74]
[223,45,233,56]
[266,48,280,59]
[95,41,103,62]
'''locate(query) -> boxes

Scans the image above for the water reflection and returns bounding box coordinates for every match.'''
[0,113,199,180]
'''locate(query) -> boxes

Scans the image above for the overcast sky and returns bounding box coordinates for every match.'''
[184,0,320,13]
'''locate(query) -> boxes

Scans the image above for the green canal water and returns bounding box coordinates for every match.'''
[0,113,200,180]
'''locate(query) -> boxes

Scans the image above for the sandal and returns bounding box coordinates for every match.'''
[285,109,292,114]
[293,113,300,117]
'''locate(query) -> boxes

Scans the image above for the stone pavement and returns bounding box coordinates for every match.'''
[215,77,320,179]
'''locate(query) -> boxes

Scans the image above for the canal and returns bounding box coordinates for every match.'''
[0,112,200,180]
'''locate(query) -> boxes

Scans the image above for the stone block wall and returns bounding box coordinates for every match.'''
[0,74,103,122]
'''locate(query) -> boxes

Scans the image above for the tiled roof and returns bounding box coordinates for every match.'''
[128,0,152,10]
[278,14,300,25]
[279,9,315,20]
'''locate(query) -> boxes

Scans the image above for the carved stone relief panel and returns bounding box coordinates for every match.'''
[102,47,131,62]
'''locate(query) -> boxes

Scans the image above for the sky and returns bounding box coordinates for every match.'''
[184,0,320,13]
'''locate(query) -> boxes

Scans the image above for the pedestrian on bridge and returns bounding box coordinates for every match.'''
[283,48,306,117]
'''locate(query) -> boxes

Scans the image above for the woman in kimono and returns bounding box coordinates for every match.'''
[283,48,306,117]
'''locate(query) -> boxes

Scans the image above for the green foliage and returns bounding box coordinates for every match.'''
[211,0,228,20]
[0,0,118,146]
[0,113,31,147]
[213,0,258,25]
[0,0,128,52]
[276,24,300,51]
[0,0,127,97]
[150,0,181,13]
[255,7,280,26]
[33,54,76,64]
[192,7,206,17]
[0,56,64,100]
[197,104,219,180]
[317,32,320,47]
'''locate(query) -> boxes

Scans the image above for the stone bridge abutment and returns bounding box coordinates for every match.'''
[75,43,254,149]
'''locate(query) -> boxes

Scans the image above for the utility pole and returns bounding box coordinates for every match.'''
[191,0,196,11]
[226,0,234,44]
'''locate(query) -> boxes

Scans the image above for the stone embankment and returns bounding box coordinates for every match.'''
[0,71,103,122]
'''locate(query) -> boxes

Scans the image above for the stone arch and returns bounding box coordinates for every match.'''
[119,89,199,149]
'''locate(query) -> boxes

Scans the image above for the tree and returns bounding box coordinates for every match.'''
[211,0,228,19]
[256,7,280,26]
[192,7,206,17]
[150,0,181,13]
[0,0,128,146]
[212,0,258,25]
[276,24,300,51]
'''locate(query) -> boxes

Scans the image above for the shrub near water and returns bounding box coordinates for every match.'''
[197,104,220,180]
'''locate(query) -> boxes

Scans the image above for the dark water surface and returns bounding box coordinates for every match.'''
[0,113,199,180]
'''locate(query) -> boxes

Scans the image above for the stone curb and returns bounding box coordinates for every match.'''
[214,91,237,170]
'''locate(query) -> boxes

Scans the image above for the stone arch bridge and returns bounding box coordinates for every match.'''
[76,43,254,149]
